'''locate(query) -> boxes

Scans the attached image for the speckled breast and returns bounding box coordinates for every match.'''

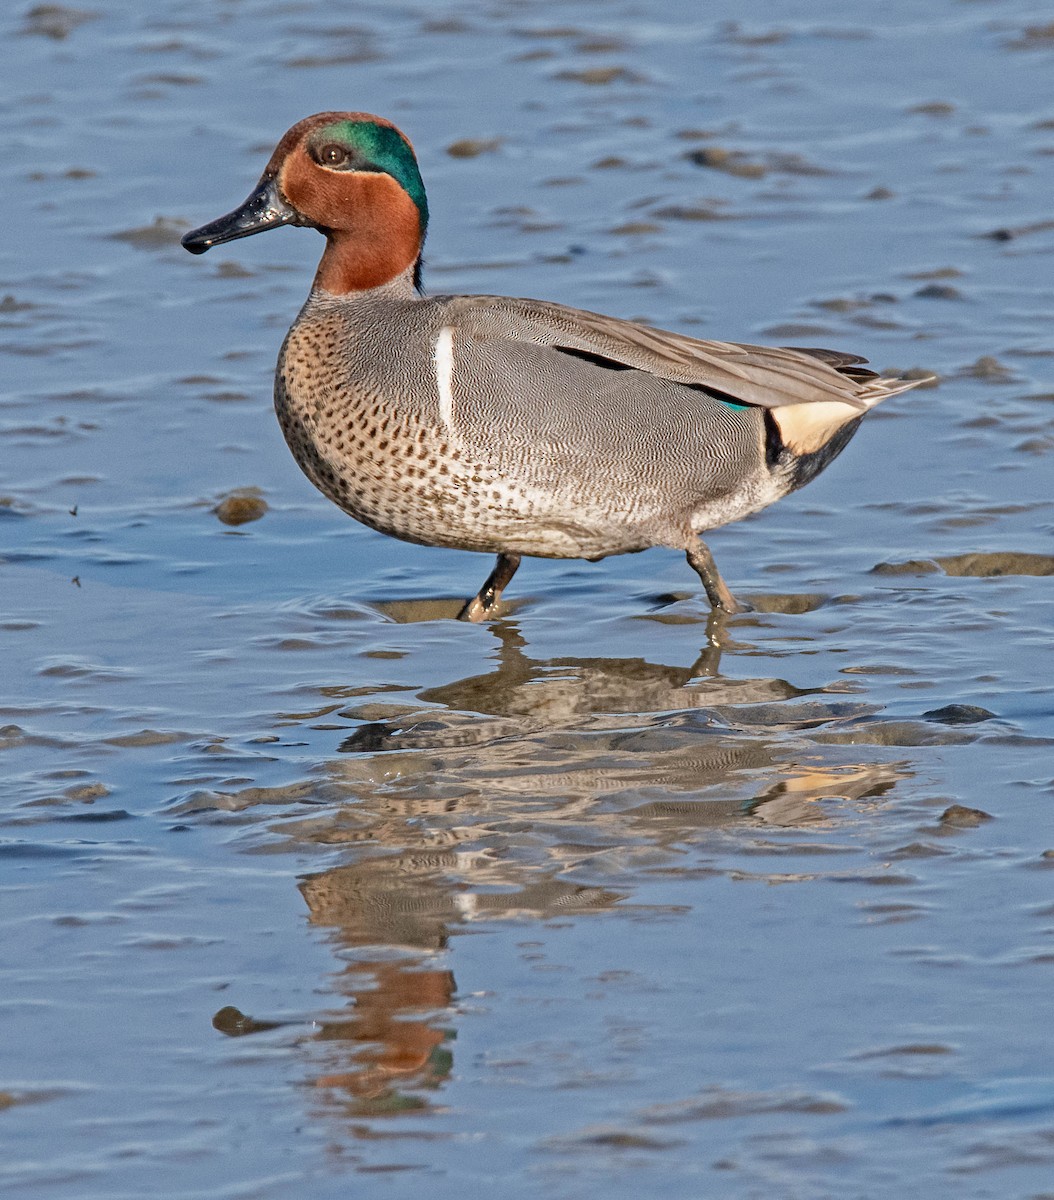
[273,313,631,559]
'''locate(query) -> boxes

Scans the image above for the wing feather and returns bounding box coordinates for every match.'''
[440,294,927,411]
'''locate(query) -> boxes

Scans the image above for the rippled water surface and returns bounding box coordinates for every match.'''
[3,1,1054,1196]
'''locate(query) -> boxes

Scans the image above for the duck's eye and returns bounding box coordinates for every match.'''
[318,143,350,167]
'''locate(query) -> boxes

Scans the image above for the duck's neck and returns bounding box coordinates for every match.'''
[311,263,419,303]
[312,183,424,295]
[315,232,422,295]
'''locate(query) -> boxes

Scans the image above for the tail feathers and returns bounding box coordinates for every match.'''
[782,345,874,372]
[855,373,931,403]
[770,377,921,456]
[787,345,931,407]
[772,351,930,454]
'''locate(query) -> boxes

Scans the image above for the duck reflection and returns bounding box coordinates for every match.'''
[416,613,803,717]
[296,854,456,1116]
[216,617,908,1119]
[367,605,802,719]
[293,846,626,1118]
[324,618,891,835]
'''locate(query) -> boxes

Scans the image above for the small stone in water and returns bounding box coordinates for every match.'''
[939,804,993,828]
[961,354,1013,381]
[914,283,962,300]
[446,138,502,158]
[923,704,996,725]
[214,492,267,525]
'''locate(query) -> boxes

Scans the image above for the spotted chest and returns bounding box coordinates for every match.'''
[273,315,579,555]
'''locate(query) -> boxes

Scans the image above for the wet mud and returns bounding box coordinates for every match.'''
[2,2,1054,1197]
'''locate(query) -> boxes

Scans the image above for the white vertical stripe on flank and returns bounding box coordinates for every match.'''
[434,326,455,433]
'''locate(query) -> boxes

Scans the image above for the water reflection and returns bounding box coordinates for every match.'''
[293,851,625,1117]
[298,856,455,1116]
[202,619,911,1118]
[414,612,810,717]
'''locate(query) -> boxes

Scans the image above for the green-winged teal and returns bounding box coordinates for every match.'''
[182,112,923,619]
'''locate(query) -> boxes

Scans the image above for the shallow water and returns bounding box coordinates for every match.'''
[2,1,1054,1196]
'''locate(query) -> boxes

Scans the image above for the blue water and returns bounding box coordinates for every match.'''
[2,2,1054,1196]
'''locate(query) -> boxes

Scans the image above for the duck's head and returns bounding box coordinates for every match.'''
[182,112,428,293]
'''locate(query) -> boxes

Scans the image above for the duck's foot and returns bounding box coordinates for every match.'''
[686,538,751,614]
[458,553,521,622]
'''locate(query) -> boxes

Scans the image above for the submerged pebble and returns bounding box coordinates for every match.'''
[21,4,98,39]
[214,491,268,525]
[108,216,189,247]
[939,804,993,827]
[923,704,996,725]
[872,552,1054,577]
[446,137,503,158]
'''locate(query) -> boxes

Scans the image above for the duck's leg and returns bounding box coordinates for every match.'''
[686,537,747,614]
[458,553,521,622]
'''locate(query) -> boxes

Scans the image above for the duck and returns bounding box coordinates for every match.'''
[182,111,923,620]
